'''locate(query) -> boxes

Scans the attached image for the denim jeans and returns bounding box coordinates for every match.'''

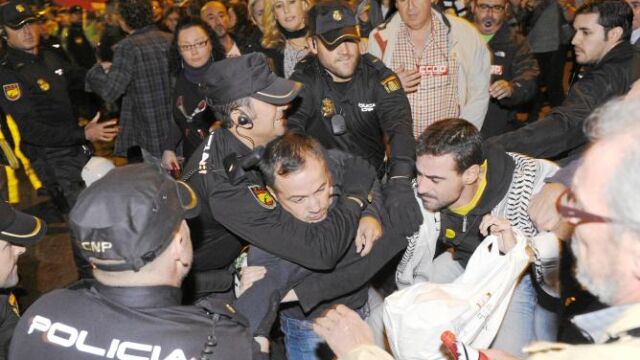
[492,273,558,357]
[280,314,334,360]
[280,307,368,360]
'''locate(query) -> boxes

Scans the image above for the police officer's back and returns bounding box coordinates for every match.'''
[9,163,265,360]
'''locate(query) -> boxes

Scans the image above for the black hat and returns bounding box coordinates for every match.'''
[69,163,200,272]
[0,1,37,29]
[309,1,360,48]
[200,53,302,106]
[0,202,46,245]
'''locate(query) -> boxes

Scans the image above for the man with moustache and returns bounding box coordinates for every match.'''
[489,0,640,161]
[471,0,540,138]
[201,1,242,57]
[288,0,422,237]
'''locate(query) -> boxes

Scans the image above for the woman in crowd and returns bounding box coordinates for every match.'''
[161,17,226,172]
[262,0,313,77]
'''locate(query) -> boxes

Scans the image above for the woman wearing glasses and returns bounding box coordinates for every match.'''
[161,17,226,173]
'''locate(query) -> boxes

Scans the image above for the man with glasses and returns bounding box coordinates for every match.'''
[471,0,540,138]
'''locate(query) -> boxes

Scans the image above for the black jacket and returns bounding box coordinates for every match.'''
[183,128,364,273]
[438,144,515,267]
[165,71,215,161]
[9,284,264,360]
[481,24,539,138]
[66,23,96,69]
[489,42,640,159]
[0,292,19,360]
[288,54,415,178]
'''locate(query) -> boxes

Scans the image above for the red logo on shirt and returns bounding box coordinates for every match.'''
[418,65,449,76]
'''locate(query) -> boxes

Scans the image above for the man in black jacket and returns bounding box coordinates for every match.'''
[489,0,640,161]
[471,0,540,138]
[9,163,267,360]
[288,0,421,236]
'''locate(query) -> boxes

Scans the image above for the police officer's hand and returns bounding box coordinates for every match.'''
[489,80,514,100]
[84,112,118,142]
[395,66,421,94]
[355,215,383,256]
[342,156,376,209]
[383,177,423,237]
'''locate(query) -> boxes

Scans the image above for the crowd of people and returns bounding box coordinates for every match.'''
[0,0,640,358]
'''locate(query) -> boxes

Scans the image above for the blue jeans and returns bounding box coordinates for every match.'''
[280,307,368,360]
[280,315,333,360]
[491,273,558,357]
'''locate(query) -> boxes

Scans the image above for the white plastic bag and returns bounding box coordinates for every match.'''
[383,233,530,360]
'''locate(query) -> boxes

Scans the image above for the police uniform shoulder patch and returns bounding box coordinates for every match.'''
[3,83,21,101]
[8,292,20,316]
[381,75,401,93]
[248,185,276,209]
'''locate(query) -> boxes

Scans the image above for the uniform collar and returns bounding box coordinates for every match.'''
[93,284,182,308]
[6,46,41,65]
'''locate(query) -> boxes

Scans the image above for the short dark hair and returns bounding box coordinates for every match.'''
[416,118,484,173]
[576,0,633,41]
[208,97,253,128]
[260,132,329,189]
[118,0,154,30]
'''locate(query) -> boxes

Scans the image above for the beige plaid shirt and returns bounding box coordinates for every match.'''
[390,14,460,138]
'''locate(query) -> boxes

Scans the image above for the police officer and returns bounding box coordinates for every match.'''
[65,5,96,69]
[9,163,266,360]
[288,0,421,236]
[0,201,46,360]
[0,1,116,212]
[182,53,376,298]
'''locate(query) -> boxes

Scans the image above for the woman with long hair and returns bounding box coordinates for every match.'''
[261,0,313,78]
[162,17,225,172]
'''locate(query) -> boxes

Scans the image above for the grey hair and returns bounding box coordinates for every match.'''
[583,97,640,234]
[209,96,254,128]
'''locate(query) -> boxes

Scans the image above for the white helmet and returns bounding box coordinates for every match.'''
[81,157,115,187]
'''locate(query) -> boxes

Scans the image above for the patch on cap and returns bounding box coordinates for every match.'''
[15,4,24,12]
[333,9,342,21]
[248,185,276,209]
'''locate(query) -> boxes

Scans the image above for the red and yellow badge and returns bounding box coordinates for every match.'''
[248,185,276,209]
[8,292,20,316]
[381,75,401,93]
[37,79,50,91]
[3,83,21,101]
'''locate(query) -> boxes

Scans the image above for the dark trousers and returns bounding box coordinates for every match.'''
[530,46,568,119]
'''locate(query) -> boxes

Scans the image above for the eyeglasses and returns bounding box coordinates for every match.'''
[178,39,209,51]
[555,188,612,226]
[476,4,506,12]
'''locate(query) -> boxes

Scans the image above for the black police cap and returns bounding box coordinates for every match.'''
[200,53,302,106]
[308,0,360,48]
[0,1,36,29]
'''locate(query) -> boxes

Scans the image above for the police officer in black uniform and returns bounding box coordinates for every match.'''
[0,1,116,211]
[0,1,117,277]
[65,5,96,69]
[182,53,376,298]
[9,163,266,360]
[0,202,46,360]
[288,0,422,236]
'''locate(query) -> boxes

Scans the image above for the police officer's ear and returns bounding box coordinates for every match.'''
[308,37,318,55]
[230,109,253,129]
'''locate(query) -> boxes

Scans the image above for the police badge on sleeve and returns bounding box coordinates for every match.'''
[3,83,21,101]
[248,185,276,209]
